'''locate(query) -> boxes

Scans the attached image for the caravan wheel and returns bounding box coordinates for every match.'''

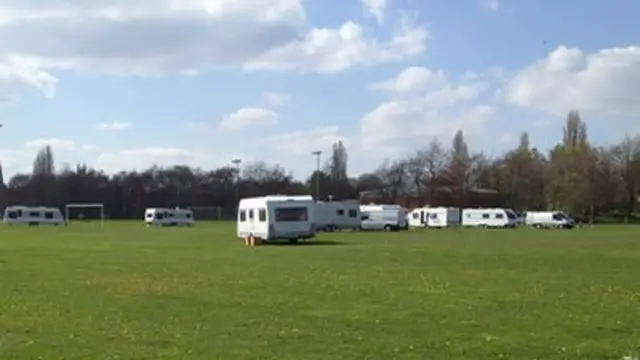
[383,225,392,231]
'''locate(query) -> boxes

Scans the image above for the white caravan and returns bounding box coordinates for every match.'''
[525,211,575,229]
[461,208,518,228]
[360,204,408,231]
[408,207,461,228]
[144,208,195,226]
[237,195,316,243]
[3,206,65,225]
[314,200,361,231]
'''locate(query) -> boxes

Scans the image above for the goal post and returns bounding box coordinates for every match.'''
[65,203,105,226]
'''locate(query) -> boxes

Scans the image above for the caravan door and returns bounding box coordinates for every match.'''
[420,210,426,226]
[248,208,257,234]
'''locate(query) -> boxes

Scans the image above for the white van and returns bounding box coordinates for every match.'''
[144,208,195,226]
[314,200,361,231]
[359,204,408,231]
[237,195,316,243]
[525,211,575,229]
[408,207,460,228]
[3,205,65,225]
[461,208,518,228]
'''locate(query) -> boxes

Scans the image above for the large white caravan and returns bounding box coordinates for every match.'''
[237,195,316,243]
[408,207,460,228]
[461,208,518,228]
[314,200,361,231]
[144,208,195,226]
[359,204,408,231]
[525,211,575,229]
[3,206,65,225]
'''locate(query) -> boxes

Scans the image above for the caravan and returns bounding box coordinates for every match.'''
[461,208,518,228]
[525,211,575,229]
[144,208,195,226]
[314,200,361,231]
[237,195,316,243]
[3,206,65,225]
[359,204,408,231]
[408,207,460,228]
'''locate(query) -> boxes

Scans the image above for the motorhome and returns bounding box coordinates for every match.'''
[3,205,65,225]
[461,208,518,228]
[314,200,361,231]
[525,211,575,229]
[237,195,316,243]
[408,207,460,228]
[359,204,408,231]
[144,208,195,226]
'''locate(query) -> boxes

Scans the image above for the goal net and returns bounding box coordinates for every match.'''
[65,203,105,226]
[190,206,223,220]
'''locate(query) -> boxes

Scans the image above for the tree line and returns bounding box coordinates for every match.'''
[0,110,638,223]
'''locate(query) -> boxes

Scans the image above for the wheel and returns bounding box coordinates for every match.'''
[384,224,392,231]
[288,238,299,244]
[533,223,541,229]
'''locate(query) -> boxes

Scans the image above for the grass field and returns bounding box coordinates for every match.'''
[1,222,639,359]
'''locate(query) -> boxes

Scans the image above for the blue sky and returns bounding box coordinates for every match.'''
[0,0,638,180]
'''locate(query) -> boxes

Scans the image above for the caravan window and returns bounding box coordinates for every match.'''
[258,209,266,222]
[44,212,54,219]
[481,213,490,219]
[336,209,344,216]
[429,213,438,219]
[239,210,246,222]
[156,213,164,219]
[248,209,254,220]
[274,207,308,222]
[29,211,40,217]
[412,212,419,219]
[7,211,17,219]
[495,213,504,219]
[348,209,358,218]
[185,213,192,218]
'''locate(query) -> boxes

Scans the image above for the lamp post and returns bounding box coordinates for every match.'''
[311,150,321,201]
[231,158,241,211]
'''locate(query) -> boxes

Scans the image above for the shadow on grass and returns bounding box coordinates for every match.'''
[269,240,348,246]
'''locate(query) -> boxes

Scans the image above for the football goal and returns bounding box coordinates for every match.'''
[65,203,105,226]
[190,206,223,220]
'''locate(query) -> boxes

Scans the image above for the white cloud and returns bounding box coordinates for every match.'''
[94,147,249,173]
[505,45,640,117]
[361,0,387,24]
[218,107,279,130]
[480,0,500,11]
[96,121,132,130]
[243,21,428,73]
[266,126,349,155]
[370,66,446,93]
[261,91,290,108]
[361,67,495,151]
[0,0,428,99]
[24,138,75,150]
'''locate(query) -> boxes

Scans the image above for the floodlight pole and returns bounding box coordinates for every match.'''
[312,150,322,201]
[231,159,241,211]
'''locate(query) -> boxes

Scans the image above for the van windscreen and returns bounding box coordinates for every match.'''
[274,207,308,222]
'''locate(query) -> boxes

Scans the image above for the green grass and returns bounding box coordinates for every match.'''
[1,222,639,359]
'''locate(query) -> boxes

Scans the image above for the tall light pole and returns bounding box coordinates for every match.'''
[311,150,321,201]
[231,159,241,211]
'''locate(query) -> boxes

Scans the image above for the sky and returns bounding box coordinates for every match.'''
[0,0,638,180]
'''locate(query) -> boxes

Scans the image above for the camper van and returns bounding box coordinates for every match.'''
[3,206,65,225]
[461,208,518,228]
[144,208,195,226]
[314,200,361,231]
[408,207,460,228]
[525,211,575,229]
[359,204,408,231]
[237,195,316,243]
